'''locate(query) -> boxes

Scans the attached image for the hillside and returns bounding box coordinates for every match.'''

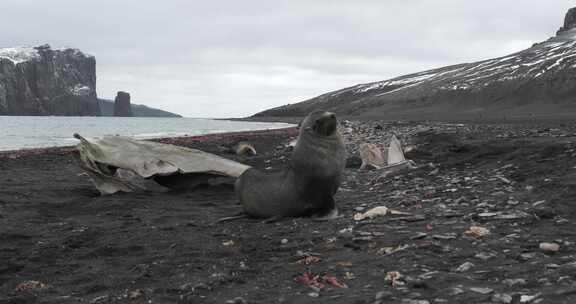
[256,7,576,120]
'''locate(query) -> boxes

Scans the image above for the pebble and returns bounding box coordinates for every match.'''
[401,300,430,304]
[280,238,289,245]
[539,242,560,253]
[469,287,494,294]
[502,278,526,287]
[492,293,513,303]
[307,292,320,298]
[455,262,475,272]
[225,297,247,304]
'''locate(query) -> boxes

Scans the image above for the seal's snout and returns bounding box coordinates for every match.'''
[315,112,337,137]
[323,112,336,119]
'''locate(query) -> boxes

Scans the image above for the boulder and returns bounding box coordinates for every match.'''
[113,91,133,117]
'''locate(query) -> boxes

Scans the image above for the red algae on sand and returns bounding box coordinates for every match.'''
[0,127,298,161]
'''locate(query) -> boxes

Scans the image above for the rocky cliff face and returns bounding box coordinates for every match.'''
[256,7,576,120]
[558,7,576,34]
[0,44,100,116]
[113,91,133,117]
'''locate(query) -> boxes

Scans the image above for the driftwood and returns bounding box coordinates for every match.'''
[74,134,250,195]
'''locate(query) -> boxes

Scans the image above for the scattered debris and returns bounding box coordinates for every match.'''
[353,206,410,221]
[359,143,385,169]
[296,255,322,265]
[464,226,491,239]
[222,240,235,246]
[295,272,348,291]
[14,280,49,293]
[385,271,403,288]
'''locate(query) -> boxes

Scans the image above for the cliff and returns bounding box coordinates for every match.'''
[256,7,576,120]
[0,44,100,116]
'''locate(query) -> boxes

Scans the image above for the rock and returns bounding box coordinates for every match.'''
[558,7,576,34]
[492,293,513,304]
[401,300,429,304]
[469,287,494,294]
[539,242,560,253]
[346,155,363,168]
[0,44,100,116]
[226,297,248,304]
[374,291,392,304]
[113,91,133,117]
[455,262,475,272]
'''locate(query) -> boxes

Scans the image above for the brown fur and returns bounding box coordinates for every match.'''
[235,111,346,218]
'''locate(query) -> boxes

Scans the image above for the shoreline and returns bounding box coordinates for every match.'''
[0,126,298,160]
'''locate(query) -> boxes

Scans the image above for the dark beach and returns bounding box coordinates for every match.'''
[2,120,576,304]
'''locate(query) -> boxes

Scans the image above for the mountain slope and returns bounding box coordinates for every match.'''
[256,8,576,120]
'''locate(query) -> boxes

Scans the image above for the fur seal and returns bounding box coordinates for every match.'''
[235,141,257,156]
[235,110,346,218]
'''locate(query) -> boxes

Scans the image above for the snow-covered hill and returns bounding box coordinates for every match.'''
[256,8,576,120]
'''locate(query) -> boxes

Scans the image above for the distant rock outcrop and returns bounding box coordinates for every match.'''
[256,7,576,120]
[558,7,576,34]
[0,44,100,116]
[98,99,182,117]
[113,91,133,117]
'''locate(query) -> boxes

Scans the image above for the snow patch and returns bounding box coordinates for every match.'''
[71,84,92,96]
[0,47,40,64]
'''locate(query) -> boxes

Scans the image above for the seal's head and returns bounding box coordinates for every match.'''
[299,110,338,138]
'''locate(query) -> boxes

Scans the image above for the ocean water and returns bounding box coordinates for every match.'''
[0,116,293,151]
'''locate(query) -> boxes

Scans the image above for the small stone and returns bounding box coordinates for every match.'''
[492,293,513,304]
[475,252,495,261]
[448,287,465,296]
[464,226,490,239]
[401,300,429,304]
[539,242,560,253]
[519,252,537,261]
[455,262,475,272]
[520,294,540,303]
[502,278,526,287]
[222,240,235,246]
[281,238,289,245]
[373,291,392,304]
[469,287,494,294]
[226,297,248,304]
[307,292,320,298]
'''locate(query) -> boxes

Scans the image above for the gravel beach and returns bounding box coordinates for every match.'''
[2,120,576,303]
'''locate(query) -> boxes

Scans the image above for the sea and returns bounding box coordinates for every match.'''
[0,116,293,151]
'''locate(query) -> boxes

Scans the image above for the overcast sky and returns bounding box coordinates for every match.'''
[2,0,574,117]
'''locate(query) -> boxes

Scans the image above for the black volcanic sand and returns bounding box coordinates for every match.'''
[2,122,576,303]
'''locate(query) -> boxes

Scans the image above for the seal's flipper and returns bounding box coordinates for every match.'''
[313,207,340,221]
